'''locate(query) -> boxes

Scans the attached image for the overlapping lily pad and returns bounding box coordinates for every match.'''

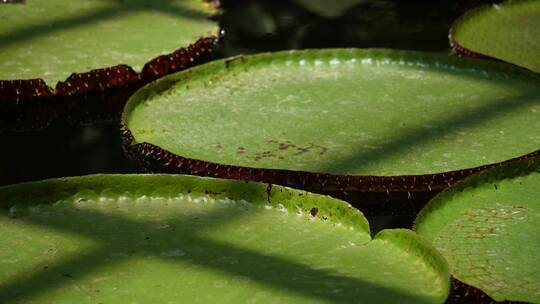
[450,0,540,73]
[122,49,540,213]
[415,157,540,303]
[0,0,219,130]
[0,174,449,303]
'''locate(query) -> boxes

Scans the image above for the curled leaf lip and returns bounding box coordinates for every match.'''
[121,124,540,216]
[0,37,218,131]
[449,34,493,60]
[447,4,497,61]
[0,174,451,304]
[0,0,223,131]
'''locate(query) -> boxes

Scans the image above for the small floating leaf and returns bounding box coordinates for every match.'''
[415,157,540,303]
[0,175,449,303]
[450,0,540,73]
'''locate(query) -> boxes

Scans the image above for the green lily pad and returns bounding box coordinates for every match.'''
[0,174,449,303]
[0,0,218,130]
[450,0,540,73]
[123,49,540,198]
[415,157,540,303]
[0,0,218,85]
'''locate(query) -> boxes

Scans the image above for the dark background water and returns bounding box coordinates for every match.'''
[0,0,496,231]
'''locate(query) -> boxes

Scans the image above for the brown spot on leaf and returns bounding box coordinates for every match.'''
[310,207,318,217]
[294,144,328,155]
[279,143,295,150]
[295,146,311,155]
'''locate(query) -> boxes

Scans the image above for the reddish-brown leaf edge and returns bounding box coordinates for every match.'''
[448,3,516,65]
[0,35,219,131]
[120,126,540,216]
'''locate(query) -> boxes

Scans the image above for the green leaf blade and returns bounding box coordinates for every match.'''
[0,174,448,303]
[451,0,540,73]
[415,158,540,303]
[124,49,540,177]
[0,0,219,85]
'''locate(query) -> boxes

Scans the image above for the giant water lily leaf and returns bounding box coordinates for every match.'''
[0,0,219,130]
[0,0,218,85]
[450,0,540,73]
[415,157,540,303]
[122,49,540,211]
[0,175,449,303]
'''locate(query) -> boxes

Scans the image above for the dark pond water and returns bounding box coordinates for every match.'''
[0,0,495,232]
